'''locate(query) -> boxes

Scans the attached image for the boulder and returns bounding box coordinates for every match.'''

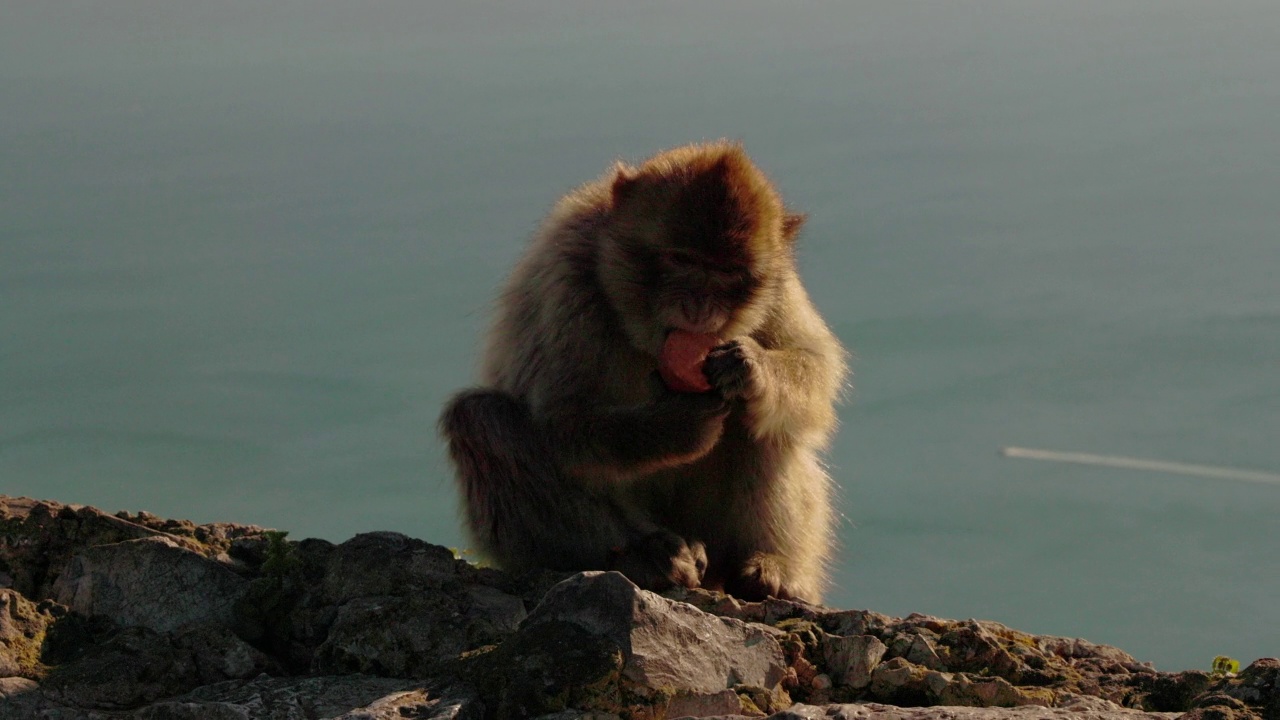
[52,536,249,634]
[472,571,791,717]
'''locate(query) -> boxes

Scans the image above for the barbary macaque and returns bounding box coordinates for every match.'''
[440,141,847,602]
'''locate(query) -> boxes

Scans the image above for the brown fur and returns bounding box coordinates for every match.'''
[440,141,847,602]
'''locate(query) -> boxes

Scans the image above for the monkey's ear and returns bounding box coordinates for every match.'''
[611,163,639,205]
[782,213,807,243]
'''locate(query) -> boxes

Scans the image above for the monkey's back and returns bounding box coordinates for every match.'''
[480,177,646,409]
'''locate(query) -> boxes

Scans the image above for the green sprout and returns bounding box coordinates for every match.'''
[1210,656,1240,677]
[261,530,299,578]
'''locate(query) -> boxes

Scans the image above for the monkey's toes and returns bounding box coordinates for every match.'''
[683,539,709,583]
[726,551,790,602]
[610,531,706,592]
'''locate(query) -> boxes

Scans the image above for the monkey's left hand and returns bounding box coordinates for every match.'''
[704,338,763,401]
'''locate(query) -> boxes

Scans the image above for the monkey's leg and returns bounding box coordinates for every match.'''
[723,454,832,604]
[439,388,705,590]
[724,551,796,602]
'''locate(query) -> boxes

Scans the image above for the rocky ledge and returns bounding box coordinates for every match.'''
[0,496,1274,720]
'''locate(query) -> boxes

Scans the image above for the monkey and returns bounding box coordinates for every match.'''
[439,141,847,603]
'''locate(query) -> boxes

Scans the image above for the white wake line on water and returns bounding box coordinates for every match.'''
[999,446,1280,486]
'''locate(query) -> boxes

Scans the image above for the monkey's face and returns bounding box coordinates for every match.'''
[623,240,770,336]
[601,209,785,356]
[600,143,795,357]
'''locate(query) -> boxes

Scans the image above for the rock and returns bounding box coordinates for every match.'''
[666,689,752,718]
[0,671,38,696]
[1181,694,1263,720]
[130,675,430,720]
[315,594,471,678]
[694,702,1181,719]
[0,497,261,601]
[1190,659,1280,720]
[526,572,788,696]
[52,536,249,634]
[903,634,946,671]
[38,624,270,710]
[1129,671,1215,712]
[0,589,55,678]
[310,533,528,679]
[937,623,1023,678]
[320,532,459,604]
[936,673,1056,708]
[822,634,887,690]
[1,496,1277,720]
[820,610,896,638]
[475,571,791,718]
[691,702,1180,719]
[868,657,932,706]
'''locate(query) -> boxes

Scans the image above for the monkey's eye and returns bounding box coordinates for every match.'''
[622,247,667,289]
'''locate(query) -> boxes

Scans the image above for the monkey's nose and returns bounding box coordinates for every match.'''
[675,301,726,335]
[679,299,709,327]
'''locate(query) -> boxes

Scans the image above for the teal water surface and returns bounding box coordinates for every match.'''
[2,2,1278,671]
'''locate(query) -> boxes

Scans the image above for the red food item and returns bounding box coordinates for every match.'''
[658,330,720,393]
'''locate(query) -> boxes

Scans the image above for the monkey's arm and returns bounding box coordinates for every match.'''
[537,393,728,485]
[705,280,847,444]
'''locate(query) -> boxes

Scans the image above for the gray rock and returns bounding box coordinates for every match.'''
[665,689,751,717]
[904,635,945,671]
[53,536,248,634]
[129,675,424,720]
[312,571,527,678]
[0,676,46,720]
[3,497,1277,720]
[823,635,888,690]
[695,701,1181,719]
[525,571,788,697]
[1195,658,1279,720]
[330,688,461,719]
[129,671,427,717]
[38,625,269,710]
[321,532,458,605]
[314,594,470,678]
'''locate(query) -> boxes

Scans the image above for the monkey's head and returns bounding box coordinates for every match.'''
[600,142,804,356]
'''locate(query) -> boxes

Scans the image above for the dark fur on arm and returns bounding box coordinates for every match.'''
[538,392,729,484]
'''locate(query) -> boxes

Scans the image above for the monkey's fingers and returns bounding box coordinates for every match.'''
[704,341,756,400]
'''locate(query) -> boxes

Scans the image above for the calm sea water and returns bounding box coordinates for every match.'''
[3,3,1277,671]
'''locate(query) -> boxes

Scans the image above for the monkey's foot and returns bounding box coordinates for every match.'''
[725,550,793,602]
[609,531,707,592]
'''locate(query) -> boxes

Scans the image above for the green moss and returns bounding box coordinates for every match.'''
[0,592,51,679]
[14,625,48,676]
[736,692,764,716]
